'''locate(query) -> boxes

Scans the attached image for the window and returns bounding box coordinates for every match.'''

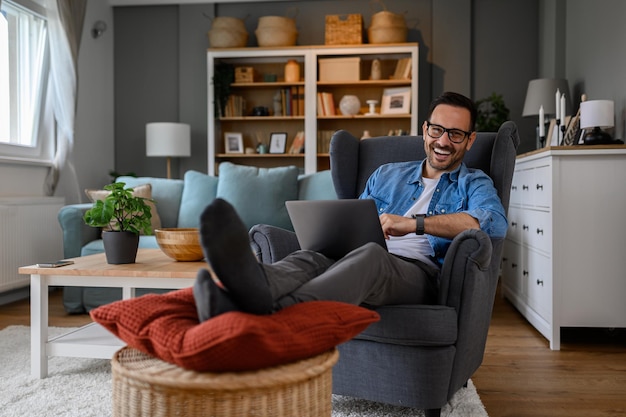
[0,0,50,161]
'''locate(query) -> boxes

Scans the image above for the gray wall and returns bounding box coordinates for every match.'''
[112,0,540,178]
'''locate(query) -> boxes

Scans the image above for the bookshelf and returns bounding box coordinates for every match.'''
[207,43,418,175]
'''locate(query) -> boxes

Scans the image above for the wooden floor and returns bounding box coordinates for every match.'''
[1,287,625,417]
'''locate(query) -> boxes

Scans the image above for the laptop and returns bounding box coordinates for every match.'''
[285,199,387,260]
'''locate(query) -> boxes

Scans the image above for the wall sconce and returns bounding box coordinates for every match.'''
[92,21,107,39]
[146,123,191,179]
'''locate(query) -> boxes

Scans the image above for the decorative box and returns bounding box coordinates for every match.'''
[235,67,254,83]
[318,57,361,82]
[325,14,363,45]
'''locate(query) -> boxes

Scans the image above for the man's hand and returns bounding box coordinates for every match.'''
[379,213,415,239]
[379,212,480,240]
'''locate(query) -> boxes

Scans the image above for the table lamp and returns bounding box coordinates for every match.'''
[146,122,191,179]
[522,78,570,147]
[580,100,614,145]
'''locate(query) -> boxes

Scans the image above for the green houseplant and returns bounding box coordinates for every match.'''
[475,93,510,132]
[83,182,153,264]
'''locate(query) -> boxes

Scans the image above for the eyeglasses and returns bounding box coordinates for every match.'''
[426,122,472,144]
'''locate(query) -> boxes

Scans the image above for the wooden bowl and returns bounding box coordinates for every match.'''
[155,228,204,262]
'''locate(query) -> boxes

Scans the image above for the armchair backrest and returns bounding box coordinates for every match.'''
[329,121,520,214]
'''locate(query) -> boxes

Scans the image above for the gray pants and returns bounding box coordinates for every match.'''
[263,242,440,311]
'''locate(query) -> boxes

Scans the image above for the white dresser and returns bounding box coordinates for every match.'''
[501,146,626,350]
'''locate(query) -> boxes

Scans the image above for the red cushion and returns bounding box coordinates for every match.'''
[90,287,379,372]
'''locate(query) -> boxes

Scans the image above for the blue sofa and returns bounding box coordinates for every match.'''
[58,164,337,313]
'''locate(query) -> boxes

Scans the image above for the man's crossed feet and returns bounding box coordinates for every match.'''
[192,198,273,322]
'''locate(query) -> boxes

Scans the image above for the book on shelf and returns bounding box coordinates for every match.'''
[223,95,246,117]
[317,130,334,153]
[316,92,336,116]
[392,58,412,80]
[289,130,305,154]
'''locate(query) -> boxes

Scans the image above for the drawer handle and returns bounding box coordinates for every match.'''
[511,185,517,191]
[511,263,518,269]
[511,221,517,227]
[523,270,529,276]
[536,228,544,235]
[536,184,544,190]
[522,185,529,191]
[523,224,529,231]
[536,279,544,286]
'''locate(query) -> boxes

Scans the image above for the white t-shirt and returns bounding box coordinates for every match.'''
[386,177,438,267]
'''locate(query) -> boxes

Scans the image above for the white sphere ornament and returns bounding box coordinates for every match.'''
[339,95,361,116]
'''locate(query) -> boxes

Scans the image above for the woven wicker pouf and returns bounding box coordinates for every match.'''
[111,346,339,417]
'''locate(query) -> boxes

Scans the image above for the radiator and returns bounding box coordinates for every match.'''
[0,197,65,293]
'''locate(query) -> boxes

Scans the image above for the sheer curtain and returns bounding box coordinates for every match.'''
[43,0,86,196]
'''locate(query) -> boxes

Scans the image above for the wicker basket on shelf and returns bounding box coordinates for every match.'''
[111,346,339,417]
[325,14,363,45]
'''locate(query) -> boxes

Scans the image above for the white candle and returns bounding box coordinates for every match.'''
[560,93,566,122]
[539,105,545,136]
[555,89,561,121]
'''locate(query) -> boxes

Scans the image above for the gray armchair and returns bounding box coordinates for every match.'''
[249,122,519,417]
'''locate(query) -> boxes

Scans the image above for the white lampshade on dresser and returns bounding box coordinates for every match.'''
[146,123,191,178]
[580,100,615,145]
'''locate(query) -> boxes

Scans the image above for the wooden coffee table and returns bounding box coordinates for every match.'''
[19,249,204,378]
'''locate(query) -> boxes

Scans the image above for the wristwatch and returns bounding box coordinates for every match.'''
[412,214,426,235]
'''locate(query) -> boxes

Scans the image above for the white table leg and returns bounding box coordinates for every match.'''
[122,286,136,299]
[30,274,49,378]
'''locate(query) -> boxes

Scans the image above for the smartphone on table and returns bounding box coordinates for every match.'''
[36,260,75,268]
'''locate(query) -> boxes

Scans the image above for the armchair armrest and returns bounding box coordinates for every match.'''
[438,229,500,390]
[249,224,300,264]
[58,203,101,258]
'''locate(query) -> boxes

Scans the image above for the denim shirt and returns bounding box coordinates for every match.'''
[359,160,508,267]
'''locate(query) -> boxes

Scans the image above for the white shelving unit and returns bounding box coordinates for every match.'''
[207,43,418,175]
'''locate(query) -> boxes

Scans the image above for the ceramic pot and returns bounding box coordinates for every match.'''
[339,95,361,116]
[284,60,300,82]
[102,231,139,264]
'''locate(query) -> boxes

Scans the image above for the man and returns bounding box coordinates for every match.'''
[193,91,508,322]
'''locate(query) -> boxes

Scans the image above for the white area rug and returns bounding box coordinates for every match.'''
[0,326,488,417]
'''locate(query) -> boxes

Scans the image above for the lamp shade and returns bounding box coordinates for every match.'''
[580,100,614,129]
[522,78,571,117]
[146,123,191,157]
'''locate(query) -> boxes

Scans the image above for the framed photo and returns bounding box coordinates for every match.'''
[381,87,411,114]
[269,132,287,154]
[224,132,243,153]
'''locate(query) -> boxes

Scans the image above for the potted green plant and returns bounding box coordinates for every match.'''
[475,92,510,132]
[83,182,153,264]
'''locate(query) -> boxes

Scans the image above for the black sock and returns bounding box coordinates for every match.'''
[193,268,240,321]
[198,198,273,315]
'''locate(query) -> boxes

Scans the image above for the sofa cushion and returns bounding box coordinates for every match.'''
[216,162,299,231]
[85,183,162,233]
[354,304,458,347]
[177,170,219,228]
[297,170,338,200]
[117,176,184,228]
[90,287,380,372]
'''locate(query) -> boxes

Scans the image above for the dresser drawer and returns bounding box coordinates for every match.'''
[524,250,552,321]
[512,161,552,209]
[520,209,552,254]
[501,240,523,293]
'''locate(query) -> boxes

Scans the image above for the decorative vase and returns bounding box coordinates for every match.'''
[102,231,139,264]
[284,60,300,82]
[339,95,361,116]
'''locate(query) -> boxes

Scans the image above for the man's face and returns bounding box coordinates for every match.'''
[422,104,476,178]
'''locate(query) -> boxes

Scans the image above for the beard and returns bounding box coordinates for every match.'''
[425,143,464,172]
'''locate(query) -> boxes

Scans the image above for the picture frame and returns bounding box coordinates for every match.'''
[546,119,556,147]
[269,132,287,154]
[381,87,411,114]
[224,132,244,153]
